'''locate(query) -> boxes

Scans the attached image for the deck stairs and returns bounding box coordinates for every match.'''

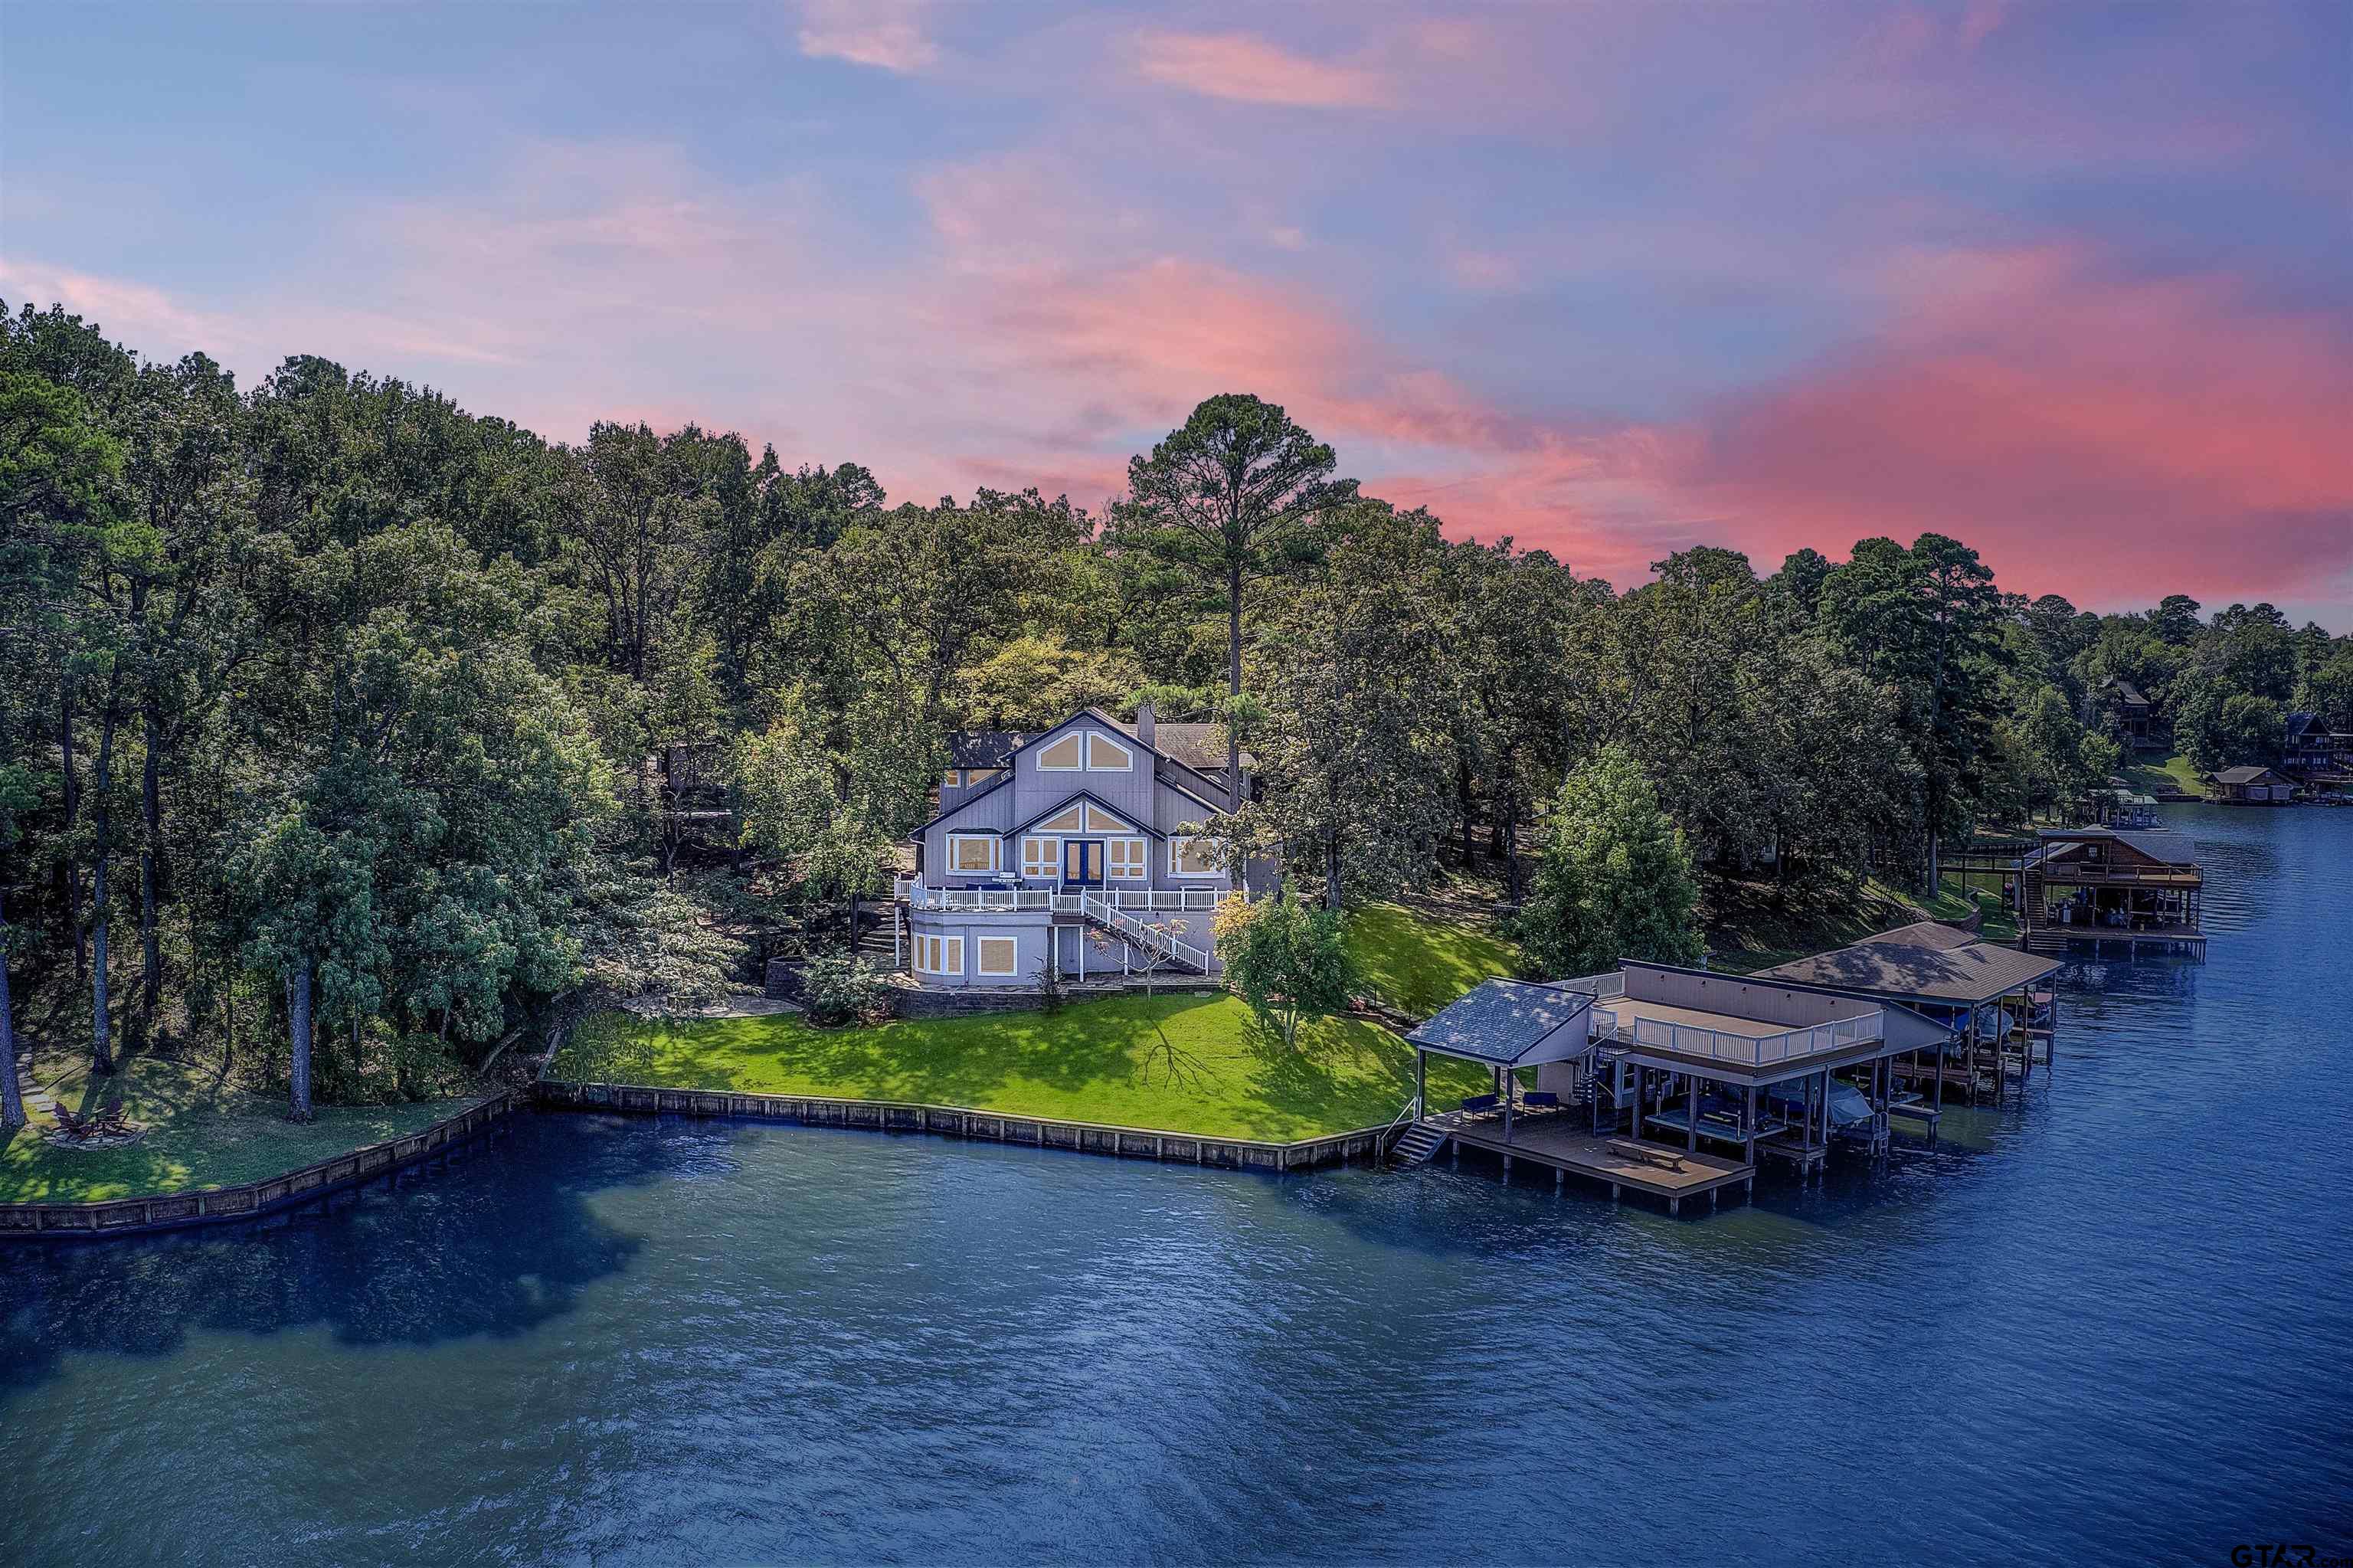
[1077,892,1212,974]
[1389,1122,1451,1169]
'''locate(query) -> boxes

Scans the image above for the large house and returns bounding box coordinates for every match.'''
[895,703,1252,989]
[2282,712,2352,782]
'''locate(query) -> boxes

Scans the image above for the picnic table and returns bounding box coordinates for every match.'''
[1605,1137,1685,1173]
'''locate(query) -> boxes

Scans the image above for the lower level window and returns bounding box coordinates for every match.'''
[917,934,965,975]
[977,935,1018,977]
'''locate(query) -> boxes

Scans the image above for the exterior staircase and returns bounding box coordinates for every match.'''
[1389,1122,1450,1168]
[1076,892,1212,974]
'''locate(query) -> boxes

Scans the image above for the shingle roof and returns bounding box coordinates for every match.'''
[1755,938,2060,1005]
[1854,920,1981,952]
[948,716,1252,774]
[950,731,1029,769]
[2211,766,2286,785]
[2110,678,2148,706]
[2039,826,2200,865]
[1404,980,1593,1065]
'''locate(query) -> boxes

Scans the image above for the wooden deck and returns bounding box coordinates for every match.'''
[1428,1106,1754,1213]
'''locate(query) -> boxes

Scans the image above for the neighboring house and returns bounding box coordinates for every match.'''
[2207,765,2296,804]
[2282,712,2353,781]
[897,702,1253,989]
[2103,677,2155,748]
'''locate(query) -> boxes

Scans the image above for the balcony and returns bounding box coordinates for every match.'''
[1588,1001,1884,1070]
[893,879,1235,915]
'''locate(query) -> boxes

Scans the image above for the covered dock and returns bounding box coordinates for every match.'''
[1753,921,2063,1102]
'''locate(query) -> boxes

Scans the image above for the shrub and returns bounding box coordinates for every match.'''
[799,951,894,1026]
[1215,891,1356,1047]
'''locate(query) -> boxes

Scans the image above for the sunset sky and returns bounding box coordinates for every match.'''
[5,2,2348,626]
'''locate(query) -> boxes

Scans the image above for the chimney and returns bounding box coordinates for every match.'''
[1135,698,1156,751]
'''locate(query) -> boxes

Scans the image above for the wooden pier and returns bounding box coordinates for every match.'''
[1433,1106,1753,1215]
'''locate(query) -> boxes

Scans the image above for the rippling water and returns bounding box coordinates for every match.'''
[5,804,2351,1566]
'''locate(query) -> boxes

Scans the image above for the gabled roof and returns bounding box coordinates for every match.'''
[1004,789,1157,840]
[2109,677,2149,706]
[2039,826,2200,865]
[1406,980,1594,1066]
[1853,920,1980,953]
[2211,765,2289,785]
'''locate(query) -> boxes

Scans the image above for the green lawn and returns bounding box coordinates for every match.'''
[1343,900,1521,1016]
[1,1049,486,1205]
[556,993,1489,1143]
[2122,755,2206,798]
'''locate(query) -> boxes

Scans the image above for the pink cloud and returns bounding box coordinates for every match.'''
[1671,245,2353,602]
[796,0,937,73]
[1129,30,1394,110]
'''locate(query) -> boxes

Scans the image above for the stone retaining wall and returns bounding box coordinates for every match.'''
[0,1093,516,1243]
[532,1079,1387,1172]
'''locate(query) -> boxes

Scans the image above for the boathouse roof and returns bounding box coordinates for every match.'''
[1755,935,2060,1007]
[1406,980,1595,1066]
[2037,826,2199,865]
[2211,765,2290,786]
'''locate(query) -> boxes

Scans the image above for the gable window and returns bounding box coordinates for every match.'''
[1085,732,1132,771]
[1108,837,1147,879]
[1034,804,1085,833]
[1021,836,1059,879]
[1037,734,1085,771]
[1081,804,1133,833]
[947,833,999,874]
[965,768,1003,786]
[977,935,1019,977]
[1169,836,1220,877]
[916,934,965,975]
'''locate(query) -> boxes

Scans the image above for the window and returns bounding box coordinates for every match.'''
[1082,804,1131,833]
[947,834,998,874]
[977,935,1018,977]
[1085,732,1132,771]
[1037,734,1085,770]
[940,768,962,789]
[1108,838,1147,879]
[917,934,965,975]
[1169,836,1220,877]
[1021,836,1059,879]
[965,768,1003,786]
[1034,804,1085,833]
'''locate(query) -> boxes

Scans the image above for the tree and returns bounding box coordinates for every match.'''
[1214,890,1356,1048]
[1226,502,1455,910]
[1818,535,2008,891]
[1108,394,1356,805]
[0,762,35,1132]
[1513,745,1703,977]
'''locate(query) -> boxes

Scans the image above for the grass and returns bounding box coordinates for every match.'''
[1,1047,486,1205]
[1343,900,1522,1017]
[556,993,1490,1143]
[2122,754,2207,798]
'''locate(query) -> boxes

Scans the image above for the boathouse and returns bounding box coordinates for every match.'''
[2021,827,2204,956]
[1392,966,1951,1213]
[1754,921,2060,1099]
[2207,765,2295,805]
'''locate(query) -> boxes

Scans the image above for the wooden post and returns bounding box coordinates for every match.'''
[1686,1075,1699,1154]
[1415,1049,1426,1117]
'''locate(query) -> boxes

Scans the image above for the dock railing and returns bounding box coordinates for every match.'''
[1590,1007,1883,1068]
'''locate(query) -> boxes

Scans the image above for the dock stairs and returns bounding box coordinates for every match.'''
[1077,892,1212,974]
[1389,1121,1451,1169]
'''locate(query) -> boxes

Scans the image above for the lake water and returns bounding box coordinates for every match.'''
[5,804,2350,1566]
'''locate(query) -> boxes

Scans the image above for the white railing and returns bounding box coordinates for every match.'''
[1079,892,1215,972]
[1591,1007,1883,1067]
[1554,972,1628,1000]
[898,882,1235,914]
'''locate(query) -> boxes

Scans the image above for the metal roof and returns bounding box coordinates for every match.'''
[2211,766,2289,785]
[1405,980,1594,1066]
[2037,825,2200,865]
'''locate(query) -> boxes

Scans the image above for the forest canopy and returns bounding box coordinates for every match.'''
[2,298,2343,1122]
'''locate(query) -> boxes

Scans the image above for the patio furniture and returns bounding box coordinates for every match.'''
[1521,1092,1559,1109]
[1459,1093,1500,1113]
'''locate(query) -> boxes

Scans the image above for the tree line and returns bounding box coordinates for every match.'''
[3,301,2346,1125]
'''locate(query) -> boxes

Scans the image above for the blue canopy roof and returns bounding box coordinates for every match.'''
[1405,980,1595,1066]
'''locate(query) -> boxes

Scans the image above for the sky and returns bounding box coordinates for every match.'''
[4,1,2349,627]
